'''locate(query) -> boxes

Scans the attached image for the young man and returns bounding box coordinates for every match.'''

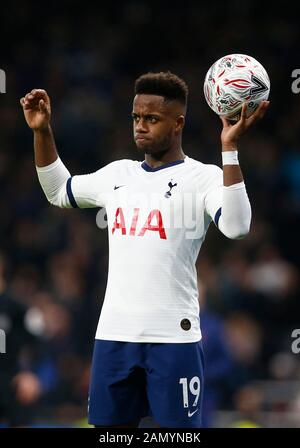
[20,72,269,428]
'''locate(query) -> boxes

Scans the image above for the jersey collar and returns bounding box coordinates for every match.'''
[141,158,185,172]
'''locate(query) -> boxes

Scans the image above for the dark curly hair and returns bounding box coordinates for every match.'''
[134,71,188,107]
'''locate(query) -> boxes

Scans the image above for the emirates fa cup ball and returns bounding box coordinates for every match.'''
[203,54,270,120]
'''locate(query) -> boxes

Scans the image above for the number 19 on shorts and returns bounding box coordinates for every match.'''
[179,376,201,408]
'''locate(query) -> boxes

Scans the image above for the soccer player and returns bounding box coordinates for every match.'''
[20,72,269,428]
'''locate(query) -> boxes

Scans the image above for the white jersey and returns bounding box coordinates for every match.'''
[66,155,223,343]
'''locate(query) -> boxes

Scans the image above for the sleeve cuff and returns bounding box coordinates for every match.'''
[66,177,78,208]
[223,181,245,190]
[36,157,62,173]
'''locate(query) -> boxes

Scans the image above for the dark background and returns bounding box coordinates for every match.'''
[0,0,300,427]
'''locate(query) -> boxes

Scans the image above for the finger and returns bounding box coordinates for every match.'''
[22,95,35,109]
[25,92,36,103]
[239,102,248,122]
[246,100,270,127]
[259,100,270,114]
[32,88,47,94]
[39,99,47,111]
[255,100,269,114]
[23,95,38,108]
[20,97,32,110]
[255,101,269,120]
[23,90,47,108]
[220,115,231,128]
[32,89,50,102]
[25,89,49,105]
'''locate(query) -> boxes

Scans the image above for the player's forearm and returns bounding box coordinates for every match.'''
[218,148,251,239]
[33,125,77,208]
[223,164,243,186]
[221,144,243,186]
[218,182,251,239]
[33,124,58,167]
[34,125,71,207]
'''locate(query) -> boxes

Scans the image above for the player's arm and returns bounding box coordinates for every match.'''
[20,89,57,167]
[20,89,73,207]
[220,101,269,187]
[20,89,104,209]
[205,101,269,239]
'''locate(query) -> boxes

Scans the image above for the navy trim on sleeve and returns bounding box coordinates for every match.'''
[66,177,79,208]
[214,207,222,227]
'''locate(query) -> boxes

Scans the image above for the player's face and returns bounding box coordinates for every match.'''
[132,94,184,155]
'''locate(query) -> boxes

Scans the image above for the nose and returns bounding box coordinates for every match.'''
[135,118,148,133]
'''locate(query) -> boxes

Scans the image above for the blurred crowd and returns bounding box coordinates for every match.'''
[0,1,300,427]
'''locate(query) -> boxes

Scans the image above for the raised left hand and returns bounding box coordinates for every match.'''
[221,100,270,150]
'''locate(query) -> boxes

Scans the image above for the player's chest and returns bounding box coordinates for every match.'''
[105,175,205,239]
[107,173,201,212]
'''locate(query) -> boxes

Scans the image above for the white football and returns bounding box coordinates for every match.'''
[203,54,270,120]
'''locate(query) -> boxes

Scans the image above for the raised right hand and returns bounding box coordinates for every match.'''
[20,89,51,131]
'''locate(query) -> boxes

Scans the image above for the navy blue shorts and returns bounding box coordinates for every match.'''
[88,339,205,428]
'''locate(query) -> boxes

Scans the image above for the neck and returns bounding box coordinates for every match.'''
[144,146,185,169]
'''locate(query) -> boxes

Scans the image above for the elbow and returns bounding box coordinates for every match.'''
[39,185,62,208]
[223,220,251,240]
[46,194,68,208]
[219,203,252,239]
[226,229,250,240]
[40,183,71,208]
[48,196,60,207]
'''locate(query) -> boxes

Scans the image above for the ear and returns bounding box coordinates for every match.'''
[175,115,185,132]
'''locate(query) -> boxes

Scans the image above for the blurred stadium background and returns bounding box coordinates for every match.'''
[0,0,300,428]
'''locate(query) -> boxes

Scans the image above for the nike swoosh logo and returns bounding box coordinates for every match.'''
[188,409,198,417]
[114,185,126,190]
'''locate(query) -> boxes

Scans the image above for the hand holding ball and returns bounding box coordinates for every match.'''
[203,54,270,120]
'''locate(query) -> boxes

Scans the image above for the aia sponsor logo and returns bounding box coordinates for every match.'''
[112,207,167,239]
